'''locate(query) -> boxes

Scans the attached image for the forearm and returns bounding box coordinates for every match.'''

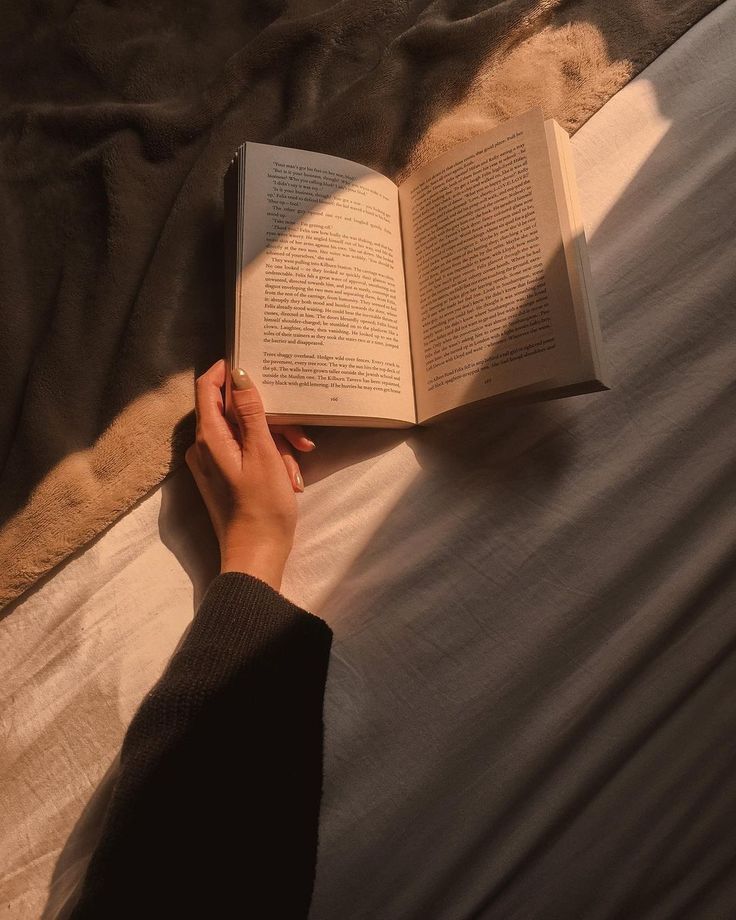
[69,573,332,919]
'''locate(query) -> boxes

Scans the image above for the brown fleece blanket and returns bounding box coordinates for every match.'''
[0,0,722,607]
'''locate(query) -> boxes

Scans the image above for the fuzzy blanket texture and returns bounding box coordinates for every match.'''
[0,0,723,607]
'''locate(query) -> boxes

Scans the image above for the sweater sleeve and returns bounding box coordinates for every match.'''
[68,572,333,920]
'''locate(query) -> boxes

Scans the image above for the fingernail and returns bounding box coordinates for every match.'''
[232,367,254,390]
[294,471,304,492]
[303,438,316,450]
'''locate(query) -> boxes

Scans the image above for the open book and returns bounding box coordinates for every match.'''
[224,108,608,427]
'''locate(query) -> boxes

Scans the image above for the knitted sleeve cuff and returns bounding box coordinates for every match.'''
[190,571,332,657]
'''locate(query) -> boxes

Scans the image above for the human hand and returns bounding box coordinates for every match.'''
[185,360,315,591]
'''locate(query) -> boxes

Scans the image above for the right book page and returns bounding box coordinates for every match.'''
[398,108,600,424]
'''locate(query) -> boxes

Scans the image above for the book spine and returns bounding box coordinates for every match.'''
[223,151,241,373]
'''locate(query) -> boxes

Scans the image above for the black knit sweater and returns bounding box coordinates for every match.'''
[69,572,333,919]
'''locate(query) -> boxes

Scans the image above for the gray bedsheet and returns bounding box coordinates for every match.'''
[310,7,736,918]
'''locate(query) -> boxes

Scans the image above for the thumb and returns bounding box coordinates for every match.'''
[230,368,271,446]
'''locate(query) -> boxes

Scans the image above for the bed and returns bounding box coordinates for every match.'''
[2,1,736,917]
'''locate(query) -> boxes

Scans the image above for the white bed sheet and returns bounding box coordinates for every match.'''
[2,3,736,916]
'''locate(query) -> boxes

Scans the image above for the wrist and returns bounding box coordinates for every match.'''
[219,542,291,592]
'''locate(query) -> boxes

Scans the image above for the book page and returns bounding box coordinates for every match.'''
[399,109,584,422]
[236,143,415,424]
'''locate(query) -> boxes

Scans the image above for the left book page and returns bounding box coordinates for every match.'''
[226,142,416,426]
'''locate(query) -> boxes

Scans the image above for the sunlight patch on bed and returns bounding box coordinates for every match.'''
[572,77,672,236]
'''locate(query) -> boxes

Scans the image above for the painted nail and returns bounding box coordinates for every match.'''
[231,367,254,390]
[294,470,304,492]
